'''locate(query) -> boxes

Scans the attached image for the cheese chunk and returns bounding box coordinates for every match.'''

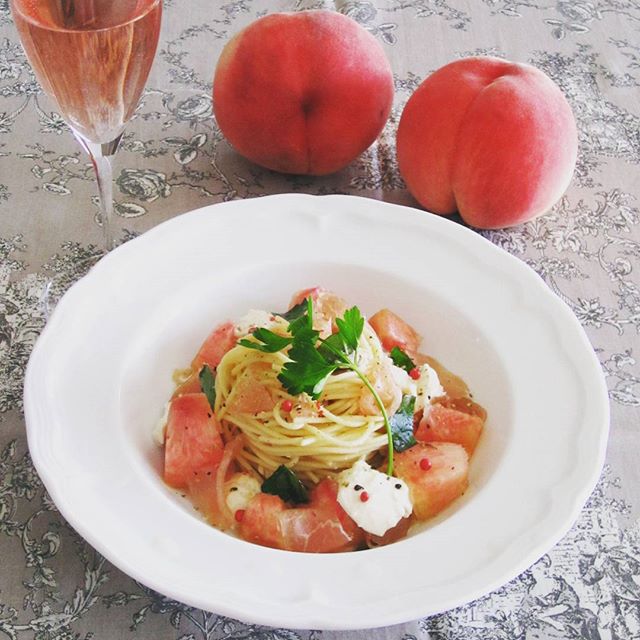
[415,363,445,414]
[225,473,261,513]
[153,402,170,446]
[337,460,412,536]
[234,309,278,337]
[390,364,418,396]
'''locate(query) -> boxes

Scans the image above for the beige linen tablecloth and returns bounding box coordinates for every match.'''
[1,1,639,638]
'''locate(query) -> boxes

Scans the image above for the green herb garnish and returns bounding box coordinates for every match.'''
[335,306,365,353]
[390,395,417,452]
[279,337,337,396]
[240,298,398,475]
[275,298,309,322]
[390,346,416,373]
[238,327,293,353]
[261,465,309,504]
[236,297,311,352]
[199,365,217,412]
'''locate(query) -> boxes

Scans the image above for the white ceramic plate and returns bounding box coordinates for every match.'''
[24,194,609,630]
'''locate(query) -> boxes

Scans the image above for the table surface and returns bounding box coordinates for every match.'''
[1,1,639,638]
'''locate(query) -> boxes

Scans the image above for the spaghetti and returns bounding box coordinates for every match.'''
[215,315,394,483]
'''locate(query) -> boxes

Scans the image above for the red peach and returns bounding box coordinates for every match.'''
[213,10,394,175]
[396,56,578,229]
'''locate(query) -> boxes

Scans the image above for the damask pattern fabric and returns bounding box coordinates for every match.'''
[1,1,639,639]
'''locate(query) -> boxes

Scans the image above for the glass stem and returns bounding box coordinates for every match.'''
[73,129,123,252]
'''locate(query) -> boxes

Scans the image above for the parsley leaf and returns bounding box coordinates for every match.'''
[390,346,416,373]
[317,306,364,364]
[275,298,309,322]
[238,328,293,353]
[278,339,335,397]
[199,365,217,412]
[287,296,314,336]
[261,465,309,504]
[278,298,334,397]
[390,395,417,452]
[279,301,366,397]
[317,332,350,365]
[335,306,365,354]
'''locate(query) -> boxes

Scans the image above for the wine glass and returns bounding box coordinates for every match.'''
[10,0,163,311]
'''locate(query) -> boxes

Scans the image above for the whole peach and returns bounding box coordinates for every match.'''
[396,57,578,229]
[213,11,394,176]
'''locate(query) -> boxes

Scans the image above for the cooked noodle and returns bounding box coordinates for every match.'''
[215,317,392,483]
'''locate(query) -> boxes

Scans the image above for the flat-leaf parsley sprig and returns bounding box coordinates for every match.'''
[239,298,397,475]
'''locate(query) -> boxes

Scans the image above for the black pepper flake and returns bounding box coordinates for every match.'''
[354,484,364,491]
[230,486,238,492]
[427,395,431,400]
[207,412,212,418]
[395,483,402,489]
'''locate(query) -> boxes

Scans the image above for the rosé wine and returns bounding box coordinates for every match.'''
[12,0,162,143]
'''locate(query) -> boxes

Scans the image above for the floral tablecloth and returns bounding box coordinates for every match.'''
[2,1,640,638]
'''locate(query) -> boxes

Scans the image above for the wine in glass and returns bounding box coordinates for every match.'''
[11,0,163,254]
